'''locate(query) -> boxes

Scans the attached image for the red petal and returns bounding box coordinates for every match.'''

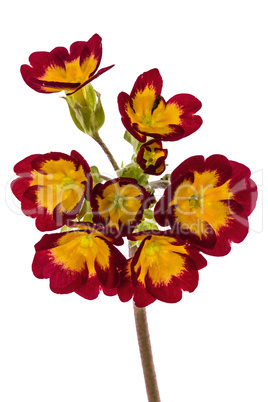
[75,274,101,300]
[133,281,156,308]
[50,264,88,294]
[13,154,40,175]
[145,274,183,303]
[130,68,163,100]
[205,154,232,186]
[170,155,205,183]
[168,93,202,114]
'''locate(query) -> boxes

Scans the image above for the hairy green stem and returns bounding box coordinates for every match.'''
[149,179,170,189]
[93,132,120,171]
[133,305,161,402]
[129,246,161,402]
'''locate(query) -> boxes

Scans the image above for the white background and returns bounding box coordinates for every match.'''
[1,1,267,401]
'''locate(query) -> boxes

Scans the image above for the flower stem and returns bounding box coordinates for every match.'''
[129,245,161,402]
[133,304,161,402]
[149,179,170,189]
[93,131,120,171]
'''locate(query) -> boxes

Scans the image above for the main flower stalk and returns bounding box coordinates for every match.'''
[133,304,161,402]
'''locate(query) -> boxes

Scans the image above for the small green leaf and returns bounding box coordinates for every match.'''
[90,165,103,186]
[123,130,143,152]
[143,209,154,219]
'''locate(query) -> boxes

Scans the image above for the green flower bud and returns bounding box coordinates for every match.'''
[117,162,150,188]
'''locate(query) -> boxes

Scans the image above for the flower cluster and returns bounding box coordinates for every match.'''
[12,34,258,308]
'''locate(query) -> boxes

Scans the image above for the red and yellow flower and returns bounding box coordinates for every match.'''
[32,222,126,299]
[136,140,168,175]
[21,34,114,95]
[118,68,202,143]
[154,155,258,256]
[117,231,207,307]
[91,178,151,236]
[11,151,92,231]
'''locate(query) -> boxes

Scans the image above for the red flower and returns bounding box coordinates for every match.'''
[118,231,207,307]
[154,155,258,256]
[32,222,126,299]
[91,178,151,236]
[11,151,92,231]
[21,34,114,95]
[118,68,202,143]
[136,140,168,175]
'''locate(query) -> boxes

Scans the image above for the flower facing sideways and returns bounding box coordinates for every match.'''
[21,34,114,95]
[137,140,168,175]
[118,231,207,307]
[11,151,92,231]
[154,155,258,256]
[91,178,151,236]
[118,68,202,143]
[32,222,126,299]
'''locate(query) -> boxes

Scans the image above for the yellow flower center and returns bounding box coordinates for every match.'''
[142,115,154,126]
[61,177,74,188]
[188,194,202,208]
[144,241,161,256]
[79,235,93,248]
[114,195,125,208]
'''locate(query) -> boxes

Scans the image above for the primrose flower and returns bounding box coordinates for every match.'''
[154,155,258,256]
[21,34,114,95]
[118,68,202,143]
[136,140,168,175]
[118,231,207,307]
[32,222,126,299]
[11,151,92,231]
[91,178,151,236]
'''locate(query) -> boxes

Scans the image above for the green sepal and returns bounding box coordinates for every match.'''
[94,91,105,131]
[77,200,92,221]
[62,84,105,136]
[129,219,159,248]
[161,173,171,181]
[135,220,159,232]
[90,165,103,187]
[60,225,73,233]
[63,96,84,133]
[81,211,93,223]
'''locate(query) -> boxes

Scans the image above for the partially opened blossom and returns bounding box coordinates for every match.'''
[11,151,92,231]
[32,222,126,299]
[154,155,258,256]
[136,140,168,175]
[118,68,202,143]
[118,231,207,307]
[21,34,114,95]
[91,178,151,236]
